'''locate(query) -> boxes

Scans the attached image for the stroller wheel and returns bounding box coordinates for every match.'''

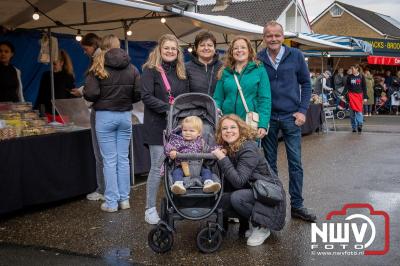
[336,110,345,120]
[148,226,174,253]
[196,226,222,253]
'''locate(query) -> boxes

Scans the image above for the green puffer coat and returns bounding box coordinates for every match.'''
[213,61,271,128]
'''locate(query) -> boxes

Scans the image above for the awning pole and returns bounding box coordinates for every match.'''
[321,52,324,73]
[123,21,135,186]
[48,28,56,123]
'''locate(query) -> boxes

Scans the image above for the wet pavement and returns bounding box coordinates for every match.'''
[1,116,400,265]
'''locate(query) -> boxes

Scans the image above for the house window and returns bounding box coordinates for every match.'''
[330,6,343,17]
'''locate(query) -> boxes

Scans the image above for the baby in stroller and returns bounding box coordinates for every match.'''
[165,115,221,195]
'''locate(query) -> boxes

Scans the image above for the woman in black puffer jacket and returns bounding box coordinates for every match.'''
[84,34,140,213]
[186,31,222,96]
[212,114,286,247]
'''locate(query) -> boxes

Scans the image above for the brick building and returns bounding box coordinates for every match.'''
[310,1,400,72]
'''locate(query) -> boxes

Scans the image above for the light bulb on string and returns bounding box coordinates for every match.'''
[161,17,166,24]
[75,30,82,42]
[127,30,132,36]
[327,52,331,58]
[188,46,193,53]
[32,9,40,20]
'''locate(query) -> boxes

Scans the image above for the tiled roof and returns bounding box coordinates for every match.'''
[198,0,292,27]
[336,1,400,38]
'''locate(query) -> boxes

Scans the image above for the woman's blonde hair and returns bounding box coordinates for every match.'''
[181,116,203,133]
[142,34,186,80]
[58,50,74,77]
[89,34,120,79]
[215,114,257,155]
[218,35,259,79]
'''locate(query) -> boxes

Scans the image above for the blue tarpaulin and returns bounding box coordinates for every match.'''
[0,30,156,104]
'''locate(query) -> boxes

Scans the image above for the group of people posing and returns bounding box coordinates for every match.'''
[140,21,316,248]
[2,20,317,248]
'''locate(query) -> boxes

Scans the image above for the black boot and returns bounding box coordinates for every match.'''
[357,125,362,133]
[238,217,249,237]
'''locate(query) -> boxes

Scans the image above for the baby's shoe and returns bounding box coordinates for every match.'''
[203,179,221,193]
[171,181,186,195]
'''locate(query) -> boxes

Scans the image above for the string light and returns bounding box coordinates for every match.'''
[188,44,193,53]
[327,52,331,58]
[75,30,82,42]
[32,8,40,20]
[160,17,166,24]
[126,30,132,36]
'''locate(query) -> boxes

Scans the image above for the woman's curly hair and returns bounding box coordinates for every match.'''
[215,114,257,156]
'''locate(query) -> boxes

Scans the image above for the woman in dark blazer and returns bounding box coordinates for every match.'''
[185,31,222,96]
[141,34,189,224]
[212,114,286,247]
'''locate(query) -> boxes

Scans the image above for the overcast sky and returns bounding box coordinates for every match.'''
[304,0,400,22]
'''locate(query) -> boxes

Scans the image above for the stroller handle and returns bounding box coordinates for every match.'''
[175,153,217,160]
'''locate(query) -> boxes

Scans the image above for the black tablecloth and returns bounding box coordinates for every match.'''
[0,129,97,215]
[301,104,323,135]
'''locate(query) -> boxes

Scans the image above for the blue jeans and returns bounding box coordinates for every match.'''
[262,117,304,209]
[96,111,132,209]
[350,110,363,129]
[363,105,372,114]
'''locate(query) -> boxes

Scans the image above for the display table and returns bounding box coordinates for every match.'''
[301,104,323,135]
[0,129,97,215]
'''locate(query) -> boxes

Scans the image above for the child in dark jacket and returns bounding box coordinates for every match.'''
[165,116,221,195]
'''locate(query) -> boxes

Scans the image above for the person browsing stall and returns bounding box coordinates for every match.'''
[83,34,141,212]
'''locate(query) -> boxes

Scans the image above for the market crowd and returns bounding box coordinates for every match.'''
[1,21,321,247]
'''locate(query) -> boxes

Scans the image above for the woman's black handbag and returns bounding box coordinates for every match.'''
[251,178,283,206]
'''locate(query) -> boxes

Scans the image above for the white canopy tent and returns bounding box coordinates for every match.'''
[1,0,353,50]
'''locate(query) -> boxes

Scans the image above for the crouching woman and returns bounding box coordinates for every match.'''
[212,114,286,246]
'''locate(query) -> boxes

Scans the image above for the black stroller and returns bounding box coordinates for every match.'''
[148,93,224,254]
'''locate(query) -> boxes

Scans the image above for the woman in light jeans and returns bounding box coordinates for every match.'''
[141,34,189,224]
[84,35,141,212]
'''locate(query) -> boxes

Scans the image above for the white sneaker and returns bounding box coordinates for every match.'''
[247,227,271,246]
[100,203,118,213]
[171,181,186,195]
[245,222,253,238]
[203,179,221,193]
[86,192,105,201]
[145,207,160,225]
[119,200,130,210]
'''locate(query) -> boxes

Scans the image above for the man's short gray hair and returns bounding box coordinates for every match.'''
[263,21,284,35]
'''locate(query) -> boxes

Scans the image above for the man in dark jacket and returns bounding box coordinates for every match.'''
[258,21,316,222]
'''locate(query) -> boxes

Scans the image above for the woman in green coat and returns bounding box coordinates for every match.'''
[213,36,271,139]
[364,70,374,116]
